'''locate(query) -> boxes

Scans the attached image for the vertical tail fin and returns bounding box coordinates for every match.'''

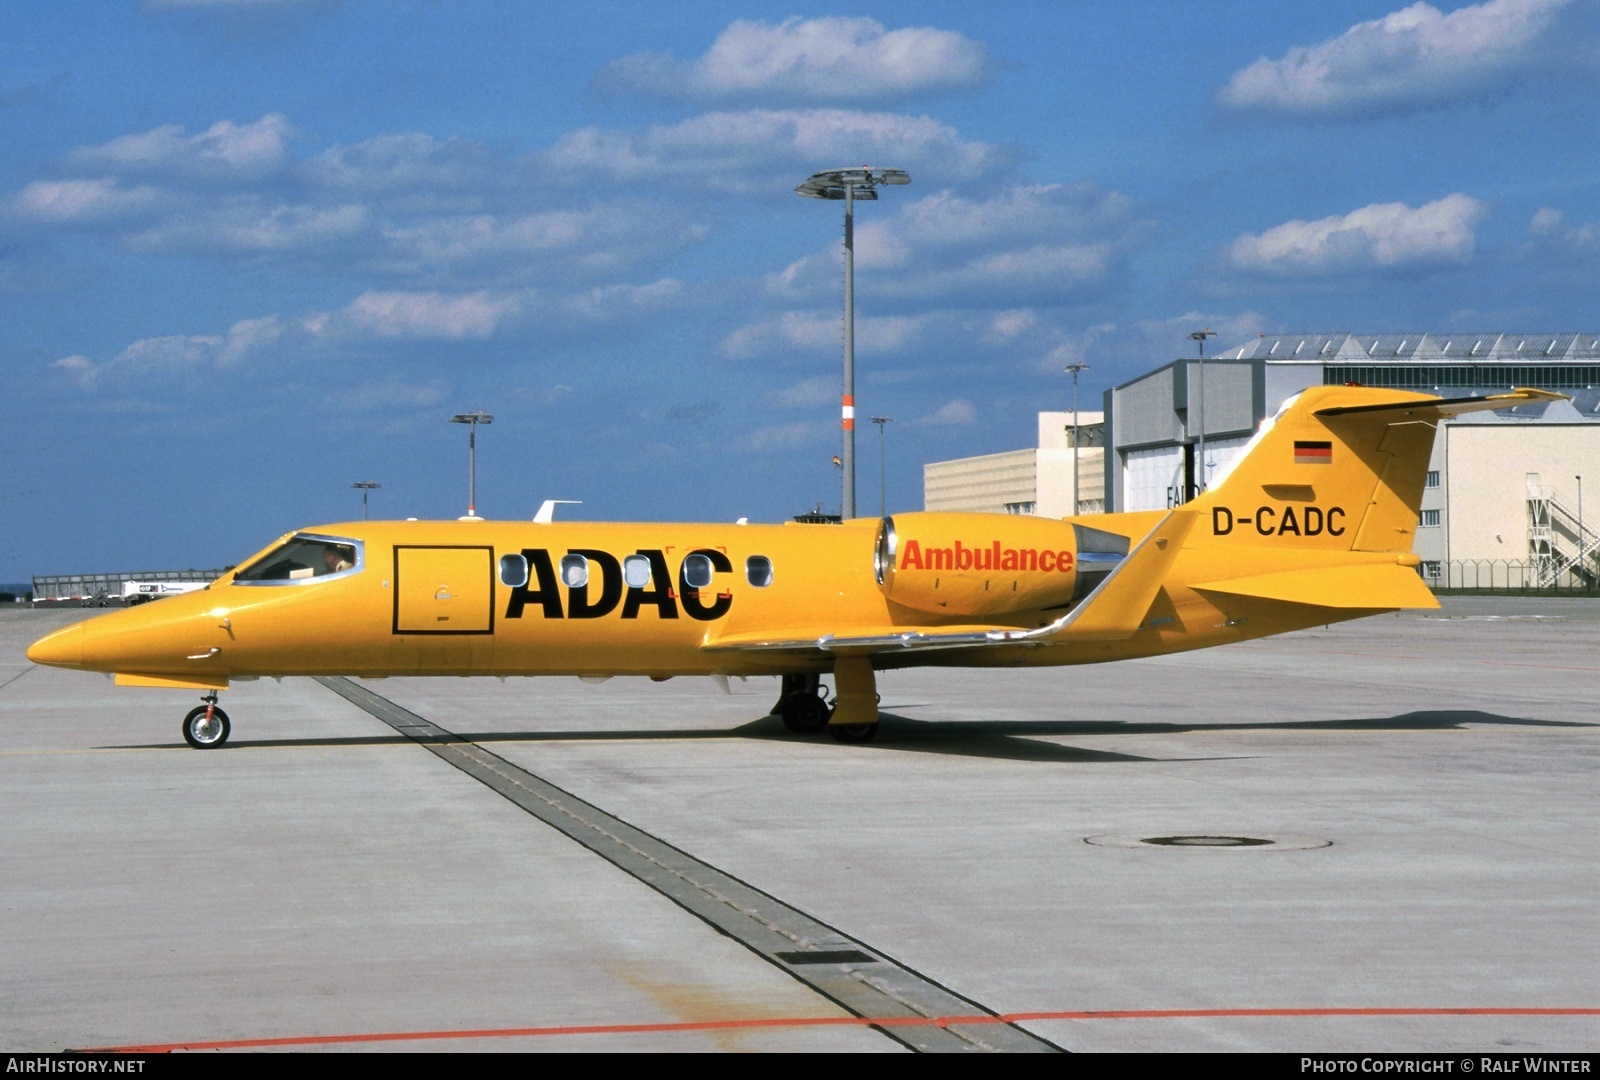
[1191,386,1563,555]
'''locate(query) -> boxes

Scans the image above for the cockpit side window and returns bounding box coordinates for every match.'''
[233,534,364,585]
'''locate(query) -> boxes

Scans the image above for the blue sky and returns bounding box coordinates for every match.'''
[3,0,1598,580]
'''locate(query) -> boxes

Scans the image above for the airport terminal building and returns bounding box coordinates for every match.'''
[1104,332,1600,588]
[924,410,1105,519]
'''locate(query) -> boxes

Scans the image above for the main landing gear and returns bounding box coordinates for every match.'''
[771,661,880,743]
[774,673,832,733]
[182,692,231,749]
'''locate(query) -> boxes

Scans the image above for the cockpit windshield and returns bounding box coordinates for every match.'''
[232,533,363,585]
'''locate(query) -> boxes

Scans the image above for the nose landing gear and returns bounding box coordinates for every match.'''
[182,692,231,749]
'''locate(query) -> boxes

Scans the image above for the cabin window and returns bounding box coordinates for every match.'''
[745,555,773,587]
[233,534,363,585]
[499,554,529,588]
[682,553,713,589]
[623,554,652,588]
[560,554,589,588]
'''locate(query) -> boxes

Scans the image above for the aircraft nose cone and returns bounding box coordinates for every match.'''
[27,623,86,668]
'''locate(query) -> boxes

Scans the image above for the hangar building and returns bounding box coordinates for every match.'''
[1104,332,1600,588]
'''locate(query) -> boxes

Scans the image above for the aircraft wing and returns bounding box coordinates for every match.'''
[702,511,1194,657]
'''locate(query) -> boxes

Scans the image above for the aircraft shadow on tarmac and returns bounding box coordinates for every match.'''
[106,708,1590,765]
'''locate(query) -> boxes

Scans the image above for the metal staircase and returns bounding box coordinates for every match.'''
[1528,475,1599,587]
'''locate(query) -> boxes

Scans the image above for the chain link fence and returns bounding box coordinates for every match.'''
[1421,560,1599,595]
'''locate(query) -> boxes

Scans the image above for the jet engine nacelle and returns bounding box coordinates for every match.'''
[874,512,1129,617]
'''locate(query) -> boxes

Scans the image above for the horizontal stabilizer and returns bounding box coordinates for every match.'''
[1192,563,1438,610]
[1314,387,1566,420]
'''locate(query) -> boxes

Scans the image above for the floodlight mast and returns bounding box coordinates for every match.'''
[1063,363,1089,515]
[870,415,891,517]
[449,411,493,518]
[795,167,909,520]
[351,480,380,521]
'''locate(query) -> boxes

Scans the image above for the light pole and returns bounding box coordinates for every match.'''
[795,166,909,519]
[1189,329,1216,498]
[449,411,493,518]
[870,415,891,517]
[1063,362,1089,516]
[351,480,380,521]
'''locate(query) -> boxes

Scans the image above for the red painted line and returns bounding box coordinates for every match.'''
[80,1006,1600,1053]
[1005,1007,1600,1021]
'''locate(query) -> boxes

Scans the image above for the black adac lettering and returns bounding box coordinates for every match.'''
[1303,506,1323,536]
[1254,506,1276,535]
[1278,506,1301,536]
[621,549,679,620]
[504,548,562,619]
[566,549,623,619]
[1212,507,1234,535]
[680,548,733,622]
[1328,506,1346,536]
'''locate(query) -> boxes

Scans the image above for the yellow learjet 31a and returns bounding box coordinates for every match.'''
[27,385,1561,748]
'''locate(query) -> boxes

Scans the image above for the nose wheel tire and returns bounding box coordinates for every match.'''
[183,705,231,749]
[828,722,878,744]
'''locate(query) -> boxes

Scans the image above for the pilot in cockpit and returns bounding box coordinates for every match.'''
[321,544,355,575]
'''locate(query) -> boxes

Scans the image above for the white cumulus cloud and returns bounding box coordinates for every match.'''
[326,378,449,413]
[68,114,296,182]
[598,17,989,104]
[1218,0,1570,117]
[10,115,713,287]
[1227,194,1488,275]
[771,183,1147,306]
[127,201,373,256]
[915,399,977,426]
[545,109,1011,193]
[14,178,167,223]
[719,311,930,362]
[1521,206,1600,263]
[341,290,518,340]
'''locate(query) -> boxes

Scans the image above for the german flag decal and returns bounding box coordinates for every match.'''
[1294,440,1332,465]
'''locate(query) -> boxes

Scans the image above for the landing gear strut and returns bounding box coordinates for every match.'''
[773,673,832,733]
[182,692,231,749]
[827,657,879,743]
[770,665,881,742]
